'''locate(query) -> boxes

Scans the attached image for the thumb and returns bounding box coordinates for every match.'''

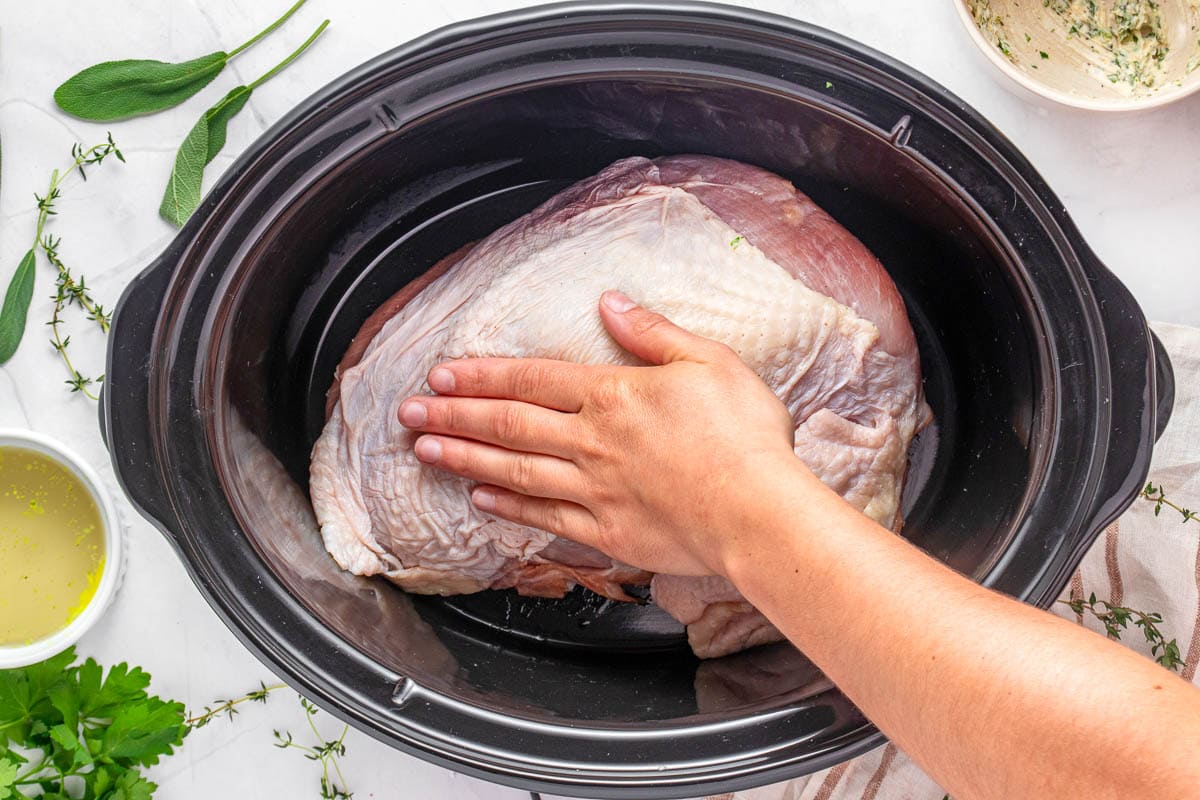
[598,291,713,365]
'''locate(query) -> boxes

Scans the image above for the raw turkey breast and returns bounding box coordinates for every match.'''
[310,155,930,659]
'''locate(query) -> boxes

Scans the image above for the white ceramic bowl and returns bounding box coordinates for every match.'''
[0,429,124,668]
[955,0,1200,111]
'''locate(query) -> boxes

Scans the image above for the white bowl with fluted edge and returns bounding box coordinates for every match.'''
[955,0,1200,111]
[0,428,124,669]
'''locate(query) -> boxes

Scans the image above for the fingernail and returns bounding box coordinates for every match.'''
[398,400,427,428]
[414,436,442,463]
[428,367,455,393]
[472,486,497,512]
[602,290,636,313]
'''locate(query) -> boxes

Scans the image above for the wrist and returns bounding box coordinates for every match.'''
[714,457,829,587]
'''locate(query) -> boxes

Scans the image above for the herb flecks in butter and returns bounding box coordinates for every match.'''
[970,0,1019,62]
[1046,0,1171,89]
[970,0,1196,96]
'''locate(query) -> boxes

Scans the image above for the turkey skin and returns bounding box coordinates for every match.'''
[310,155,930,658]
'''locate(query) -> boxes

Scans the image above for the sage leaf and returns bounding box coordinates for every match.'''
[158,88,252,227]
[158,19,329,227]
[53,0,308,121]
[158,108,216,227]
[55,54,228,121]
[202,87,253,162]
[0,250,37,363]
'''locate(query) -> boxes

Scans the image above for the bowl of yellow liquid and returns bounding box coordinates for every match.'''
[0,429,122,668]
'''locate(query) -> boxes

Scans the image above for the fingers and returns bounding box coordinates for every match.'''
[427,358,592,411]
[471,485,600,544]
[598,290,722,365]
[399,396,575,458]
[414,435,583,502]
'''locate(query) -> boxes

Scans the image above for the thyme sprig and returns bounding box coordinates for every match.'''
[42,233,113,398]
[186,680,286,729]
[186,684,353,798]
[1142,482,1200,525]
[273,698,353,800]
[30,135,123,397]
[1061,593,1184,672]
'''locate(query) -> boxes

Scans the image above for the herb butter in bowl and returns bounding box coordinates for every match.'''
[957,0,1200,110]
[0,429,123,668]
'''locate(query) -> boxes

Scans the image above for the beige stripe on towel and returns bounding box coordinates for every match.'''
[1104,522,1123,607]
[1069,568,1085,623]
[1183,537,1200,682]
[860,744,899,800]
[810,762,850,800]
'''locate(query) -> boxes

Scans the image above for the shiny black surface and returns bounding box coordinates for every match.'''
[103,3,1172,797]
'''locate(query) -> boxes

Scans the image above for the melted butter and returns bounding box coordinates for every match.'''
[0,446,105,645]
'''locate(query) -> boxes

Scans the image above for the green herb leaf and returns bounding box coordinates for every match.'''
[275,696,354,799]
[47,681,80,733]
[0,250,37,363]
[158,96,231,226]
[1141,481,1199,526]
[48,723,90,768]
[159,19,329,227]
[54,54,228,121]
[202,87,253,162]
[109,770,156,800]
[99,697,188,766]
[1059,594,1185,672]
[0,758,18,800]
[0,646,74,742]
[90,765,114,798]
[53,0,309,121]
[79,660,152,720]
[0,651,276,800]
[0,137,120,379]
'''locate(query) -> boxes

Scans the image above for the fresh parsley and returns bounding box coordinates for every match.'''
[1,652,353,799]
[0,647,187,799]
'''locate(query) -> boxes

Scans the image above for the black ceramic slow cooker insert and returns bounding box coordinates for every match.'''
[102,3,1173,797]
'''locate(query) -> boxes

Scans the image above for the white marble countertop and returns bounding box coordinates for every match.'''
[1,1,1197,798]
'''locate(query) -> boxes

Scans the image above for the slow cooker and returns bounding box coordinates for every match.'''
[103,3,1173,796]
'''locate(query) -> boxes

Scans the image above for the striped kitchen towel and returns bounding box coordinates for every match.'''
[708,320,1200,800]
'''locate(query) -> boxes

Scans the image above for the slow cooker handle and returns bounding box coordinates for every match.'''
[1150,331,1174,443]
[1080,250,1175,531]
[101,247,187,549]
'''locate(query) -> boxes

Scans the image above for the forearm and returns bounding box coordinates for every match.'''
[403,299,1200,796]
[725,464,1200,800]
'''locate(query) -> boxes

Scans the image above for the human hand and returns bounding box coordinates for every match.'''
[397,291,806,578]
